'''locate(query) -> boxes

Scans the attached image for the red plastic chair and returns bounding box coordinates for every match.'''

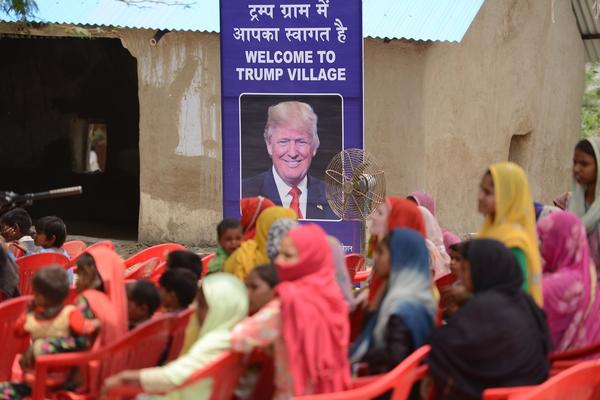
[294,345,431,400]
[353,269,371,283]
[435,272,458,290]
[202,252,216,277]
[68,240,116,267]
[106,351,247,400]
[124,243,187,269]
[248,350,276,400]
[485,359,600,400]
[547,340,600,374]
[124,257,161,280]
[30,315,173,400]
[345,253,365,280]
[62,240,87,259]
[0,296,32,380]
[16,253,70,295]
[165,308,194,362]
[149,261,167,284]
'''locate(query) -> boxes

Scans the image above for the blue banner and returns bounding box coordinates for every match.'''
[220,0,363,252]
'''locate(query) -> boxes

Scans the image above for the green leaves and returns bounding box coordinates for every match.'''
[0,0,38,20]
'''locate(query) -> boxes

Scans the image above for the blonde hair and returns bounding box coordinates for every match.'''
[263,101,319,149]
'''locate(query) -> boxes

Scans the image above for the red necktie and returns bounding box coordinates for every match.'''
[289,186,303,219]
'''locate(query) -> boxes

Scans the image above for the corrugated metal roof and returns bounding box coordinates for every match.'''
[363,0,485,42]
[572,0,600,62]
[0,0,219,32]
[0,0,484,42]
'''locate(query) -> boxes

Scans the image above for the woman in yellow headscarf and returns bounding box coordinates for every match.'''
[477,162,543,306]
[224,206,297,281]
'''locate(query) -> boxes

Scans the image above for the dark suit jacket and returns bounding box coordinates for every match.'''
[242,169,338,220]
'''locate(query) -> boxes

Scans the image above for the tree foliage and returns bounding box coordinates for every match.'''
[1,0,37,20]
[582,63,600,138]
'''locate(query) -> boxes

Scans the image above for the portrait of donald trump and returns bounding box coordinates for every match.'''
[241,98,339,220]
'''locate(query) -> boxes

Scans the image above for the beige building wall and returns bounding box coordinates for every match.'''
[120,31,223,245]
[366,0,585,235]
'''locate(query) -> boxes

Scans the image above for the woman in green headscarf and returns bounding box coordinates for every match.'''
[102,273,249,400]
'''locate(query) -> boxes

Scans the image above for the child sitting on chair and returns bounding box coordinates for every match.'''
[126,280,161,330]
[207,219,243,273]
[16,266,100,368]
[33,216,69,259]
[0,208,37,258]
[158,268,197,313]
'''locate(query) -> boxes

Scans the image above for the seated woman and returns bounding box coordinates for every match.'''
[477,162,543,306]
[424,239,550,400]
[350,228,435,374]
[102,273,249,399]
[538,211,600,353]
[231,224,351,398]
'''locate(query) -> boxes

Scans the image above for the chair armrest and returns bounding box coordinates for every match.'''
[105,385,145,400]
[351,374,383,389]
[482,386,536,400]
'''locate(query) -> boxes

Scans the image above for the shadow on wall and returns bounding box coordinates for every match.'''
[508,131,532,167]
[0,37,140,234]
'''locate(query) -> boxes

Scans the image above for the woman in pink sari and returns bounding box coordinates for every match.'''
[537,211,600,352]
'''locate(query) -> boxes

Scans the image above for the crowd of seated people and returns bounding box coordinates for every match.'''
[1,138,600,399]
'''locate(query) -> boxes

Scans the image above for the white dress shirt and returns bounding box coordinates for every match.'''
[272,166,308,219]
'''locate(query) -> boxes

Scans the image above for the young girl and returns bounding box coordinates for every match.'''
[477,161,543,306]
[245,263,279,315]
[568,138,600,274]
[0,266,100,399]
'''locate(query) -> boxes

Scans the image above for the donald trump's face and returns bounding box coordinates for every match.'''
[267,126,317,187]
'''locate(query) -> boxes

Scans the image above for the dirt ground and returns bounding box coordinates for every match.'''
[67,234,217,259]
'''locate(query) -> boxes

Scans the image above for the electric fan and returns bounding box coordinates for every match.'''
[324,148,386,221]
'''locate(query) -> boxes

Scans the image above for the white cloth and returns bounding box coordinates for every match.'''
[88,150,101,172]
[272,166,308,219]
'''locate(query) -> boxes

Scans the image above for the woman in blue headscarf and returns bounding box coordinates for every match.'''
[350,228,436,374]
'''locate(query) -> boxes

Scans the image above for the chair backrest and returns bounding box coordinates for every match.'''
[166,308,194,362]
[124,257,161,280]
[106,351,246,400]
[294,345,431,400]
[549,340,600,362]
[16,253,70,295]
[124,243,187,269]
[62,240,87,259]
[0,296,32,380]
[508,359,600,400]
[68,240,116,267]
[187,352,246,400]
[345,253,365,280]
[435,272,458,291]
[31,315,173,400]
[149,261,167,284]
[201,253,216,277]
